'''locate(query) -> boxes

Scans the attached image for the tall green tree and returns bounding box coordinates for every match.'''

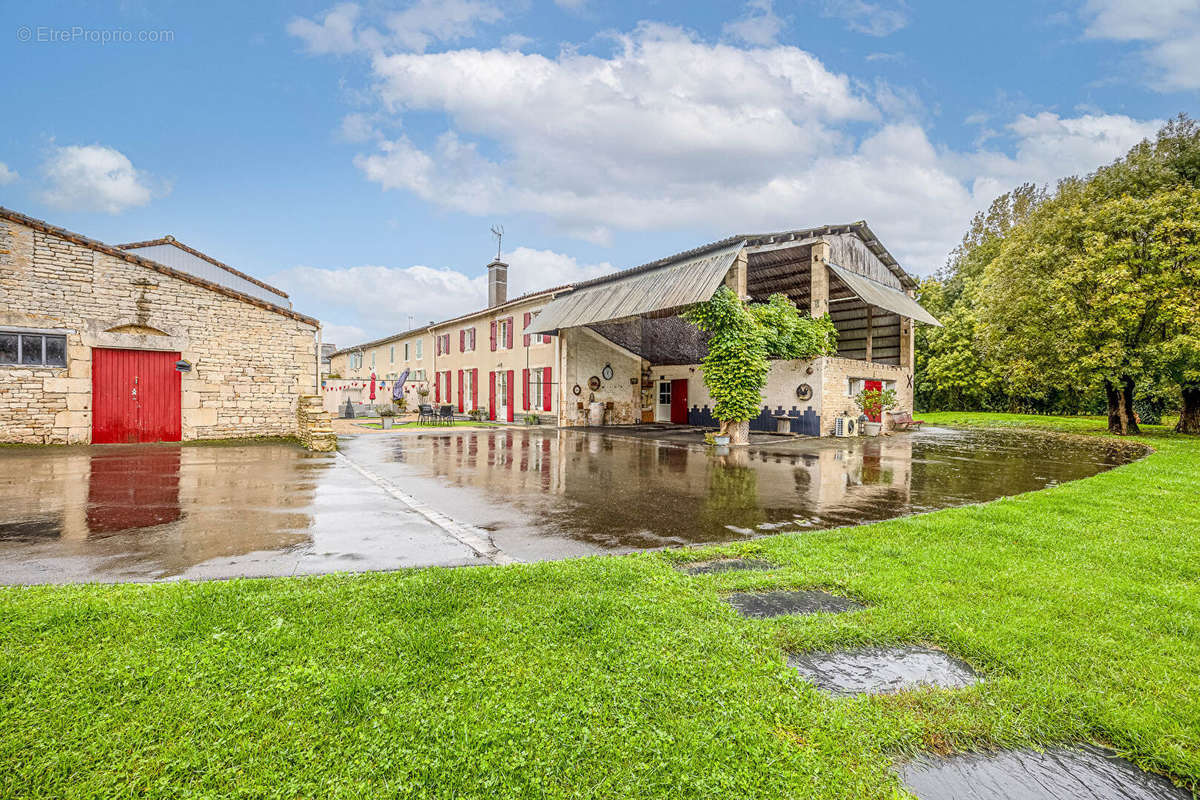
[980,186,1200,435]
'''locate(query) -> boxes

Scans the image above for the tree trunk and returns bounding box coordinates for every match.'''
[1177,384,1200,434]
[1104,377,1141,436]
[721,419,750,446]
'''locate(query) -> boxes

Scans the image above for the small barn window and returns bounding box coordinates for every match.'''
[0,331,67,367]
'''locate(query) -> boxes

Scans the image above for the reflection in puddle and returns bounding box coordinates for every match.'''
[899,745,1190,800]
[358,425,1144,555]
[788,646,979,696]
[0,443,480,584]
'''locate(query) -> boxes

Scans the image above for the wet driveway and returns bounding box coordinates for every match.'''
[0,426,1143,583]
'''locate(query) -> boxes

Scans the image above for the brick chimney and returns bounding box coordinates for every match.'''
[487,258,508,307]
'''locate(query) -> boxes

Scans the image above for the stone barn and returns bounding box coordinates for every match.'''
[525,223,941,436]
[0,207,321,445]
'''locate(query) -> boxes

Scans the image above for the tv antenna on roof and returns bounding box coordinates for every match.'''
[490,224,504,261]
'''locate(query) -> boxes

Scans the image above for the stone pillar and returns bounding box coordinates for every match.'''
[724,250,748,300]
[809,241,830,318]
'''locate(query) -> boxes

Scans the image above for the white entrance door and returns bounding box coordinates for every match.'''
[497,371,509,420]
[463,370,474,410]
[656,380,672,422]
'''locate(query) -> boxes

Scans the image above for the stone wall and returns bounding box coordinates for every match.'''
[0,216,318,444]
[558,328,641,426]
[818,356,913,434]
[297,395,337,451]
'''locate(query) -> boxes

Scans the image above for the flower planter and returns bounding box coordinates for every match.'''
[381,417,394,429]
[712,435,731,446]
[863,422,882,436]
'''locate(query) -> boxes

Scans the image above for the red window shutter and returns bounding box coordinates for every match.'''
[506,317,514,350]
[523,313,531,347]
[506,369,515,422]
[445,371,452,403]
[488,372,497,420]
[472,368,478,410]
[435,373,441,403]
[543,367,551,411]
[459,330,464,352]
[522,368,530,411]
[490,321,497,352]
[458,370,464,412]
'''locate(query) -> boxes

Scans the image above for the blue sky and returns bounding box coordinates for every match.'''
[1,0,1196,346]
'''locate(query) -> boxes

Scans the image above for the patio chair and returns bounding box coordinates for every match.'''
[438,405,455,426]
[417,404,435,424]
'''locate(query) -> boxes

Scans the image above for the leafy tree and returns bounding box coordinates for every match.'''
[915,184,1045,412]
[684,287,837,443]
[980,186,1200,435]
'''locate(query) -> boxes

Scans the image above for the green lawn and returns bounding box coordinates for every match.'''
[2,413,1198,798]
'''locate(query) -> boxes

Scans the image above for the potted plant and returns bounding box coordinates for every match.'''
[853,387,897,436]
[396,396,407,413]
[468,408,488,422]
[379,407,396,429]
[523,413,541,426]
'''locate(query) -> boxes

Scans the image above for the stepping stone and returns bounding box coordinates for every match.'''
[683,558,776,575]
[788,646,978,696]
[898,745,1189,800]
[726,590,863,618]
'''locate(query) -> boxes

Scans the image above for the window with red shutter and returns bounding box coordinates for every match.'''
[543,367,552,411]
[523,312,531,347]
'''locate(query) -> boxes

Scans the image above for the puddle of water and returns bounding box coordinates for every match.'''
[350,425,1144,557]
[683,558,777,574]
[898,745,1190,800]
[788,646,978,696]
[726,590,863,618]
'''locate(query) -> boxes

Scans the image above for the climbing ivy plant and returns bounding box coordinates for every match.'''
[683,287,838,429]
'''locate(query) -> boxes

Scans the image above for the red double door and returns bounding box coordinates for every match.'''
[92,348,182,444]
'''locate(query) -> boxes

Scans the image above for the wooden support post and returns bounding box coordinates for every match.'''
[865,306,873,363]
[809,241,830,318]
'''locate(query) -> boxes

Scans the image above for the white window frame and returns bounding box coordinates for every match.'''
[498,320,510,350]
[415,339,423,359]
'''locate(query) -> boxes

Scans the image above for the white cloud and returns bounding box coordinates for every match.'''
[288,0,503,55]
[821,0,909,37]
[723,0,786,46]
[287,3,363,54]
[955,112,1161,204]
[271,247,613,343]
[1082,0,1200,90]
[40,144,156,214]
[296,15,1160,277]
[0,163,17,185]
[321,322,367,348]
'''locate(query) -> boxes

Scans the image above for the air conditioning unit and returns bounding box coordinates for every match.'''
[834,416,857,437]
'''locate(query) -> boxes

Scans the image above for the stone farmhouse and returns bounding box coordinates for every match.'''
[330,223,940,436]
[0,207,323,445]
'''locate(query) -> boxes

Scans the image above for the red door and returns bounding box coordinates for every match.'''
[92,349,182,444]
[670,379,689,424]
[864,379,883,422]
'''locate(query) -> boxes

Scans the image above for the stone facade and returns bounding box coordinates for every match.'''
[0,213,319,445]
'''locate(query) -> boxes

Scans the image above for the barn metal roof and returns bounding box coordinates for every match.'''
[827,262,941,326]
[524,242,745,335]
